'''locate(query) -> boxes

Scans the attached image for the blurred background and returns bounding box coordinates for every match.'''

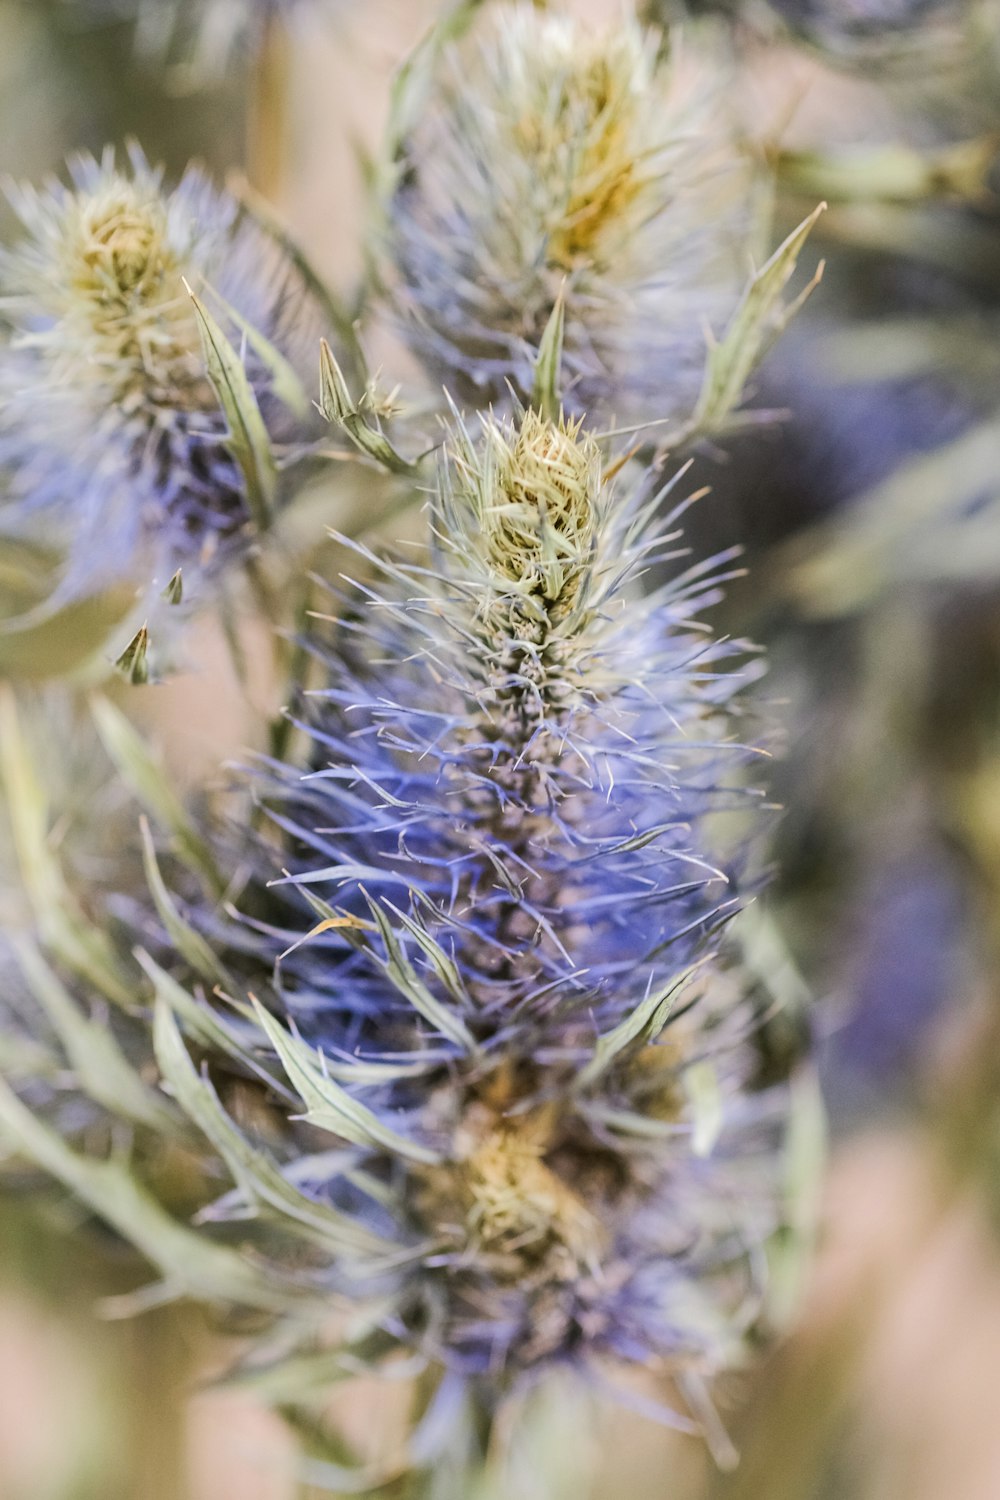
[1,0,1000,1496]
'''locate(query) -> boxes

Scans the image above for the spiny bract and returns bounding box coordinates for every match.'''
[387,6,754,427]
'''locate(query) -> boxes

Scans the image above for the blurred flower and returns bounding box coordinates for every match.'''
[669,0,998,74]
[54,0,328,77]
[0,144,319,613]
[386,6,759,430]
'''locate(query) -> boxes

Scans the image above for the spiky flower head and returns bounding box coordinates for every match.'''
[0,407,803,1463]
[0,145,319,607]
[26,403,790,1440]
[387,6,755,427]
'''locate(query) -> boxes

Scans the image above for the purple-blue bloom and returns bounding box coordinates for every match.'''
[0,145,319,604]
[199,407,789,1399]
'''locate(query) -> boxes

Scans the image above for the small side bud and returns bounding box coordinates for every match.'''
[318,339,418,476]
[114,623,151,686]
[161,570,184,606]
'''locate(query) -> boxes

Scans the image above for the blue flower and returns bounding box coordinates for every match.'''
[213,407,786,1398]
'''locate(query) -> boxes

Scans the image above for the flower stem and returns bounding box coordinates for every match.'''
[247,10,292,201]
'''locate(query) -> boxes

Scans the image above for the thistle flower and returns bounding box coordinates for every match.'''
[230,404,785,1391]
[0,145,320,609]
[386,7,759,430]
[0,406,804,1467]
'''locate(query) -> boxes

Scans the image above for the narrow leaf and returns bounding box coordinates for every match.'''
[91,696,223,891]
[678,203,826,445]
[365,898,478,1055]
[140,818,234,990]
[0,687,134,1007]
[0,1073,291,1311]
[318,340,418,476]
[252,1001,442,1165]
[531,284,566,422]
[154,999,389,1254]
[577,964,702,1091]
[13,936,173,1130]
[186,281,277,529]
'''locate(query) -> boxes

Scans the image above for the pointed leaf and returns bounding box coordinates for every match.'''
[318,340,418,476]
[365,898,478,1055]
[140,818,234,990]
[0,1073,292,1311]
[153,999,389,1254]
[13,936,174,1131]
[531,284,566,422]
[187,282,277,529]
[252,1001,442,1165]
[92,697,223,891]
[114,622,150,685]
[679,203,826,444]
[161,569,184,605]
[576,964,703,1091]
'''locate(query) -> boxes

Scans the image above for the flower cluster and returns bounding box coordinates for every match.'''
[0,2,822,1482]
[40,402,788,1449]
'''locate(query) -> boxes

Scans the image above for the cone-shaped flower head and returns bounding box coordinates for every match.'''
[0,409,799,1445]
[0,145,318,603]
[142,402,793,1411]
[387,6,754,426]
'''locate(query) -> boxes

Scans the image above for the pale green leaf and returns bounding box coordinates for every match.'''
[0,687,134,1007]
[203,286,311,419]
[678,203,826,446]
[153,999,390,1254]
[365,898,478,1055]
[187,282,277,530]
[0,1072,292,1311]
[140,819,234,990]
[13,936,173,1130]
[318,340,418,476]
[531,285,566,422]
[576,964,702,1091]
[252,1000,442,1165]
[91,696,222,891]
